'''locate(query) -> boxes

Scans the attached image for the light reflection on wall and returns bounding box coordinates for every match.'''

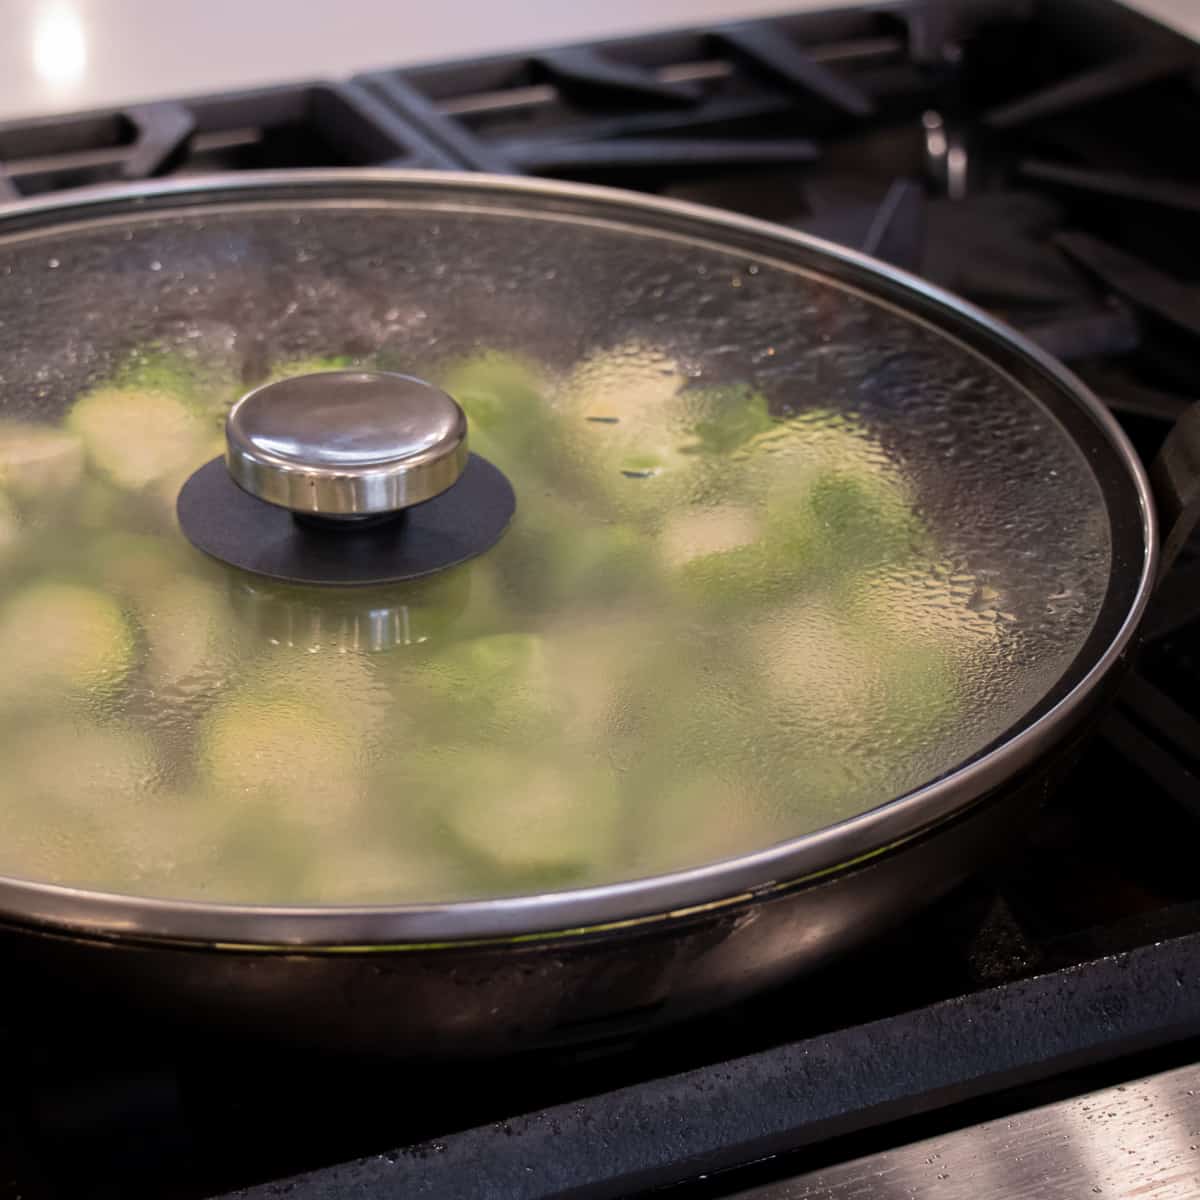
[32,5,87,90]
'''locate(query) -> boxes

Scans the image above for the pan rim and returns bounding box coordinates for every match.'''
[0,169,1157,948]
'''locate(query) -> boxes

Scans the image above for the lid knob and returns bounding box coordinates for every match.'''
[225,370,468,520]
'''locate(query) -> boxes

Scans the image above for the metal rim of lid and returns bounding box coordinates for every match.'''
[0,169,1158,949]
[225,370,469,516]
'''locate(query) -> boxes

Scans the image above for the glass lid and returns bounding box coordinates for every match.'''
[0,174,1119,911]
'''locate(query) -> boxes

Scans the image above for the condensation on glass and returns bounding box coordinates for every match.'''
[0,196,1112,905]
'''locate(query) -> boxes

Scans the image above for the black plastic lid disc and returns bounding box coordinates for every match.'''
[176,453,515,586]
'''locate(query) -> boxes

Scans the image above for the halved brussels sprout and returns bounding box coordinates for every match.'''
[437,750,621,883]
[0,719,160,887]
[0,582,133,702]
[140,575,233,690]
[493,501,652,613]
[434,352,557,479]
[0,491,19,561]
[677,382,775,456]
[68,387,212,490]
[0,421,84,502]
[199,692,366,830]
[16,719,159,807]
[86,532,185,600]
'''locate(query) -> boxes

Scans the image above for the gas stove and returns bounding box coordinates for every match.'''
[1,2,1200,1197]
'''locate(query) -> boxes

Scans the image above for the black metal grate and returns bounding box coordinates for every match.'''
[0,81,458,199]
[356,3,970,184]
[0,0,1197,1197]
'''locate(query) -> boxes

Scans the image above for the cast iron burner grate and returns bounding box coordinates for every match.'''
[0,81,457,199]
[0,0,1198,1197]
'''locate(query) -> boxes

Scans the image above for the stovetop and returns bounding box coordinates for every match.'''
[1,2,1199,1197]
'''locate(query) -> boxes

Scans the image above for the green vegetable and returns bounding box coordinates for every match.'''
[435,352,555,476]
[145,433,228,532]
[249,651,393,739]
[405,631,566,748]
[0,491,19,561]
[678,382,775,456]
[494,502,652,613]
[633,771,765,872]
[667,408,928,615]
[797,468,924,572]
[68,386,212,490]
[658,505,760,569]
[76,477,133,531]
[437,750,621,884]
[16,720,158,806]
[422,631,546,707]
[438,353,544,427]
[105,334,243,423]
[86,532,185,601]
[299,840,467,904]
[0,582,133,702]
[0,421,84,501]
[140,575,232,690]
[0,720,159,887]
[0,344,1040,906]
[199,692,366,830]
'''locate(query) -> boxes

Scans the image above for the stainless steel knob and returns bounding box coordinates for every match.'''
[225,370,468,518]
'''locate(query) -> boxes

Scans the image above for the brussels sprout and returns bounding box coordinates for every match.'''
[86,532,184,600]
[494,502,653,613]
[540,615,661,744]
[299,840,468,905]
[750,595,964,777]
[437,352,546,435]
[0,582,133,702]
[0,720,159,887]
[0,421,84,502]
[199,693,366,830]
[632,771,770,873]
[0,491,19,561]
[435,352,556,480]
[841,563,1005,657]
[68,387,212,490]
[146,434,226,530]
[669,411,928,614]
[16,720,159,806]
[678,382,775,456]
[140,575,232,690]
[76,477,134,532]
[248,650,393,740]
[659,505,760,569]
[560,342,684,427]
[438,751,621,883]
[751,603,886,729]
[103,787,230,898]
[107,333,243,423]
[422,631,545,704]
[407,631,562,745]
[557,347,768,527]
[794,468,924,574]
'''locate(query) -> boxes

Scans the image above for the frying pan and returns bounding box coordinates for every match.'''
[0,171,1190,1056]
